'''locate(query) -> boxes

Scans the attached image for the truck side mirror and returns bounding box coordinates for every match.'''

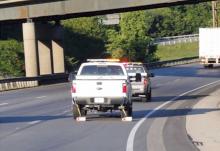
[135,73,142,82]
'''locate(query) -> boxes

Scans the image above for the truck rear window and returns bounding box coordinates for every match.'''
[80,65,124,76]
[125,66,145,73]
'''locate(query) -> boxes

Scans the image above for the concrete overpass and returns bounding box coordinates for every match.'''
[0,0,213,22]
[0,0,213,77]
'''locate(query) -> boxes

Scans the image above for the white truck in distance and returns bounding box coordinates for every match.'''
[71,59,132,121]
[199,28,220,68]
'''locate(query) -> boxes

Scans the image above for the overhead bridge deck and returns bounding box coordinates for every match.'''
[0,0,212,22]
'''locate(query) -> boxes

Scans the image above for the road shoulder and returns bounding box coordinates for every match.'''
[186,88,220,151]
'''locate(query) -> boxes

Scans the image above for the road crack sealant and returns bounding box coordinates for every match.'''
[126,79,220,151]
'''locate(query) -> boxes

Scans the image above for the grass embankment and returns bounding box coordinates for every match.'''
[155,42,199,61]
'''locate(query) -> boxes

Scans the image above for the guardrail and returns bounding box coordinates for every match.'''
[153,34,199,46]
[0,57,199,92]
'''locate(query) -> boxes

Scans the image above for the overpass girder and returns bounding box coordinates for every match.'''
[0,0,212,22]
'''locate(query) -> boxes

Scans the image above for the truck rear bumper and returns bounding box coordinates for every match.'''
[131,86,146,95]
[73,97,127,105]
[131,82,147,95]
[200,57,220,64]
[132,89,146,95]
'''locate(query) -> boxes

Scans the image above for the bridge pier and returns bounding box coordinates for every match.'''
[37,40,53,75]
[22,22,65,77]
[36,23,53,75]
[22,22,38,77]
[52,24,65,74]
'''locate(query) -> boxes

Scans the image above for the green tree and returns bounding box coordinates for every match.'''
[184,3,212,33]
[106,11,152,61]
[0,40,24,77]
[147,2,211,37]
[62,17,106,71]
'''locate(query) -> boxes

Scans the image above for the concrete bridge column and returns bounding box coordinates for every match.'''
[52,24,65,74]
[22,22,65,76]
[22,22,38,77]
[36,23,53,75]
[37,40,53,75]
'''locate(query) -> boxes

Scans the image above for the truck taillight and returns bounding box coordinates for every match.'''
[71,84,76,93]
[122,83,127,93]
[144,79,148,85]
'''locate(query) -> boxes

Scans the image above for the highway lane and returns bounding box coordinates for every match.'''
[0,63,220,151]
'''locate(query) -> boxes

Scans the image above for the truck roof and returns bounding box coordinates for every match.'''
[81,62,124,66]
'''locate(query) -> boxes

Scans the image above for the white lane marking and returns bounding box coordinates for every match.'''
[126,79,220,151]
[36,96,46,99]
[0,103,9,106]
[28,120,41,125]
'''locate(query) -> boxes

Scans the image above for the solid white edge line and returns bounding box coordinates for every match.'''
[126,79,220,151]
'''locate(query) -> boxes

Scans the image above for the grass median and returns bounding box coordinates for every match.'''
[155,42,199,61]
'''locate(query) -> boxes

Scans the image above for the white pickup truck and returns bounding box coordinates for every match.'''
[71,59,132,121]
[124,62,154,102]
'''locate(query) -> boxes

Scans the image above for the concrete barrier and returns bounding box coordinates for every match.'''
[0,80,39,92]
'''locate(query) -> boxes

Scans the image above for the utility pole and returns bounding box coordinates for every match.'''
[212,1,218,27]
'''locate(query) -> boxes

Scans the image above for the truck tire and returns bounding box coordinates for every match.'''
[72,104,87,119]
[147,88,152,101]
[121,104,132,118]
[142,88,151,102]
[204,64,214,68]
[127,105,133,117]
[80,107,87,116]
[208,64,214,68]
[72,104,80,119]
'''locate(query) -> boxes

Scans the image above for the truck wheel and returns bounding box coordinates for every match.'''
[121,105,132,117]
[127,105,133,117]
[208,64,214,68]
[143,88,151,102]
[72,104,80,119]
[72,104,87,119]
[147,89,152,101]
[80,108,87,116]
[204,64,214,68]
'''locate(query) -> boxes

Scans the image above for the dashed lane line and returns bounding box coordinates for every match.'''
[36,96,47,99]
[0,103,9,106]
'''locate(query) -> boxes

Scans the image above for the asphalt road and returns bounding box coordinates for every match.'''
[1,63,220,151]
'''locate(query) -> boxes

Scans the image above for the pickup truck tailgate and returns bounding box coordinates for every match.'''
[72,79,126,98]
